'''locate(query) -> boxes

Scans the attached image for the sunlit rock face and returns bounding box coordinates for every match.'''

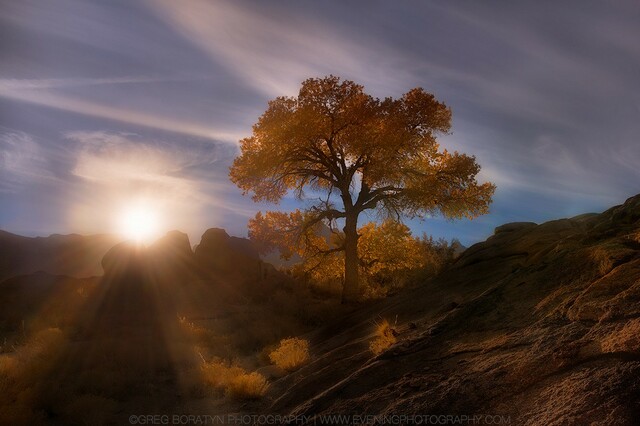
[194,228,265,282]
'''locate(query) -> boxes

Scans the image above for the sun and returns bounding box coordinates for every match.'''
[117,203,161,244]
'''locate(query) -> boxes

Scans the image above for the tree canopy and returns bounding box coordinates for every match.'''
[230,76,495,302]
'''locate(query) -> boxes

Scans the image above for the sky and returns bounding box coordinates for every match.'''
[1,0,639,247]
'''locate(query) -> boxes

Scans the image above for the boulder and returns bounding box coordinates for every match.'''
[149,230,193,258]
[101,241,146,278]
[195,228,263,281]
[494,222,537,235]
[148,231,194,269]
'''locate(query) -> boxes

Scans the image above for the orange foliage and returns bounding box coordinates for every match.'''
[231,76,494,300]
[359,220,425,275]
[268,338,310,371]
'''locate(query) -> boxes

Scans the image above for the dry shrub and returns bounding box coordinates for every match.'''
[201,360,241,388]
[3,327,65,383]
[269,337,310,371]
[0,327,67,424]
[201,359,268,399]
[225,372,269,399]
[369,319,398,355]
[179,316,237,360]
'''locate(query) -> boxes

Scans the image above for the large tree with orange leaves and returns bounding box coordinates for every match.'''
[230,76,495,302]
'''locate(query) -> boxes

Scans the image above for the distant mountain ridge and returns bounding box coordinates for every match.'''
[0,230,123,282]
[0,227,274,284]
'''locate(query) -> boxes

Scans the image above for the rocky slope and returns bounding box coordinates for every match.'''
[3,199,640,424]
[260,195,640,424]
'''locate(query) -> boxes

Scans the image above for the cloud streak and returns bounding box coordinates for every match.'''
[0,83,242,143]
[2,0,640,243]
[149,0,415,97]
[0,76,179,90]
[63,131,255,237]
[0,130,61,192]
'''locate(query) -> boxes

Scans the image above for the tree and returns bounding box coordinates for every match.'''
[358,220,428,298]
[248,214,447,298]
[248,209,343,283]
[230,76,495,302]
[358,220,425,277]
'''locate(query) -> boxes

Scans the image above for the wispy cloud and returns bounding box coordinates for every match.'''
[52,130,257,238]
[0,83,242,143]
[0,130,60,192]
[149,0,413,97]
[0,76,177,90]
[65,131,254,217]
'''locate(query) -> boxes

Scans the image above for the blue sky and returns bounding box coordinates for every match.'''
[1,0,639,246]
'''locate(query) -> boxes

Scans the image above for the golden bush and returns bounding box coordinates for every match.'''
[201,360,268,399]
[268,338,310,371]
[225,372,269,399]
[369,319,397,355]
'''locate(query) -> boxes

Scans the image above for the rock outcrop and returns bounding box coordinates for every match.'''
[100,241,146,278]
[148,230,196,280]
[97,241,159,328]
[265,194,640,424]
[99,232,198,320]
[149,230,193,261]
[194,228,270,282]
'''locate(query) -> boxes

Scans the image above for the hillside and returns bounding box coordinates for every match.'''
[2,197,640,424]
[253,195,640,424]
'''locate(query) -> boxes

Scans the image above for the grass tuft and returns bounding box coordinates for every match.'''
[268,338,310,371]
[369,318,398,355]
[201,359,269,399]
[225,372,269,399]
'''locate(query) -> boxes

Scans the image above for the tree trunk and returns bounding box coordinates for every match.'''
[342,213,359,303]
